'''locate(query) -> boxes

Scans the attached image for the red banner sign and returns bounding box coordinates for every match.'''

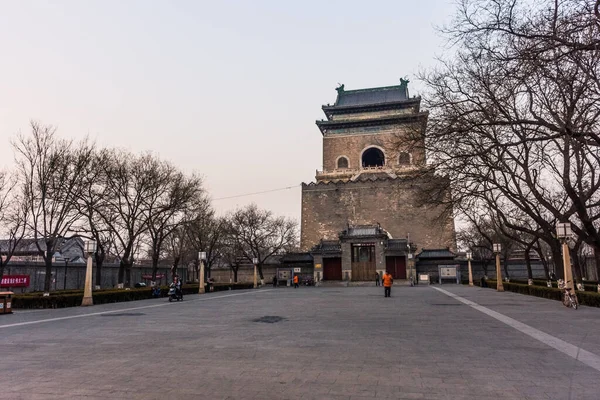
[141,274,166,280]
[1,274,30,288]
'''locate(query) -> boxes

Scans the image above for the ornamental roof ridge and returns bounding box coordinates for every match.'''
[332,79,411,107]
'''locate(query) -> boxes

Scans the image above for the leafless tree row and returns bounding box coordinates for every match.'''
[414,0,600,284]
[0,121,298,293]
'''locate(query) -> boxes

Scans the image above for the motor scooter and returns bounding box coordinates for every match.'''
[168,284,183,302]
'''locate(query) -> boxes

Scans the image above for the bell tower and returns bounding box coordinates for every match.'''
[314,79,427,184]
[301,80,455,262]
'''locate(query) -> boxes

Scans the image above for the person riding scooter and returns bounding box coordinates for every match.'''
[168,275,183,301]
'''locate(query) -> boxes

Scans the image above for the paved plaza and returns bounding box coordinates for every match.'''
[1,285,600,400]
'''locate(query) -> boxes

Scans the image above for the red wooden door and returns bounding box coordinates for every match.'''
[323,257,342,280]
[386,256,406,279]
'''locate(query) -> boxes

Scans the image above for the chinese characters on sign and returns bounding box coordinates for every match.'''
[141,274,166,280]
[0,275,30,288]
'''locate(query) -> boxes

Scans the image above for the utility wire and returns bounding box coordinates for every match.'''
[213,184,301,201]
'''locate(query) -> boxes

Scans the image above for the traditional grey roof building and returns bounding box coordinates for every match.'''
[0,237,86,263]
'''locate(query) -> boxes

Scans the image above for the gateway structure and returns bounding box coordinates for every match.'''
[301,80,456,282]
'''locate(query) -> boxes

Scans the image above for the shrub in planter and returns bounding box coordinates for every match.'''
[576,291,600,307]
[476,279,599,307]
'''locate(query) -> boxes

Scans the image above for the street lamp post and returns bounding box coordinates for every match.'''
[466,251,473,287]
[81,240,97,306]
[199,252,206,294]
[253,258,258,288]
[407,252,414,286]
[493,243,504,292]
[556,222,574,291]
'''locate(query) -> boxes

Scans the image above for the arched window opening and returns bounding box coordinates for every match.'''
[337,157,349,169]
[399,152,411,165]
[362,147,385,167]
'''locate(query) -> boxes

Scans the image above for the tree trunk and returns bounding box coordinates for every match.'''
[524,247,533,283]
[94,252,105,288]
[232,266,239,283]
[63,262,68,290]
[118,260,125,285]
[44,256,53,293]
[258,264,264,280]
[594,247,600,291]
[151,254,160,281]
[171,255,180,281]
[502,254,510,280]
[540,258,550,280]
[572,252,583,287]
[125,264,132,288]
[0,260,6,287]
[552,246,564,280]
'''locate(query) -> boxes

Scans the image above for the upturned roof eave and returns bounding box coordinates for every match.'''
[315,112,428,135]
[322,97,421,113]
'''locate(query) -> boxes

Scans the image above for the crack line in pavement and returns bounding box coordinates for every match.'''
[432,286,600,373]
[0,289,273,329]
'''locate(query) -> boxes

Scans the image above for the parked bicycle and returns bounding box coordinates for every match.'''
[557,279,579,310]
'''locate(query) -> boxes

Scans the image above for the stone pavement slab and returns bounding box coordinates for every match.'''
[0,285,599,399]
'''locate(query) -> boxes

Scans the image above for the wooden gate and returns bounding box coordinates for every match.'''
[323,257,342,280]
[386,256,406,279]
[351,243,376,281]
[351,261,376,281]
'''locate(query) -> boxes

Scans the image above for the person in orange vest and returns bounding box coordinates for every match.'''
[382,271,393,297]
[293,274,299,288]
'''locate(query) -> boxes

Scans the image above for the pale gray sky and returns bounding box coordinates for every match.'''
[0,0,456,221]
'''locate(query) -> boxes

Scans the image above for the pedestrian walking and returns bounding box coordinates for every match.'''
[375,272,380,286]
[382,271,393,297]
[272,275,277,288]
[293,275,299,288]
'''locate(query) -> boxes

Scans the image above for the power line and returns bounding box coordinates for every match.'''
[213,184,301,201]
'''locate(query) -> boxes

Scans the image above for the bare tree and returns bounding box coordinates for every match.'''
[13,122,94,294]
[228,204,298,280]
[165,225,187,281]
[185,198,227,281]
[418,0,600,284]
[74,148,118,288]
[145,164,203,283]
[220,228,247,283]
[94,150,159,288]
[0,173,29,284]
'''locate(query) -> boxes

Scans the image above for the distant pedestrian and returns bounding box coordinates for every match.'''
[375,272,380,286]
[480,276,487,288]
[293,275,299,288]
[272,275,277,288]
[382,271,393,297]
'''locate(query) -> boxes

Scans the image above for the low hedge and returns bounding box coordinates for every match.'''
[12,282,256,309]
[508,279,599,293]
[474,279,600,307]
